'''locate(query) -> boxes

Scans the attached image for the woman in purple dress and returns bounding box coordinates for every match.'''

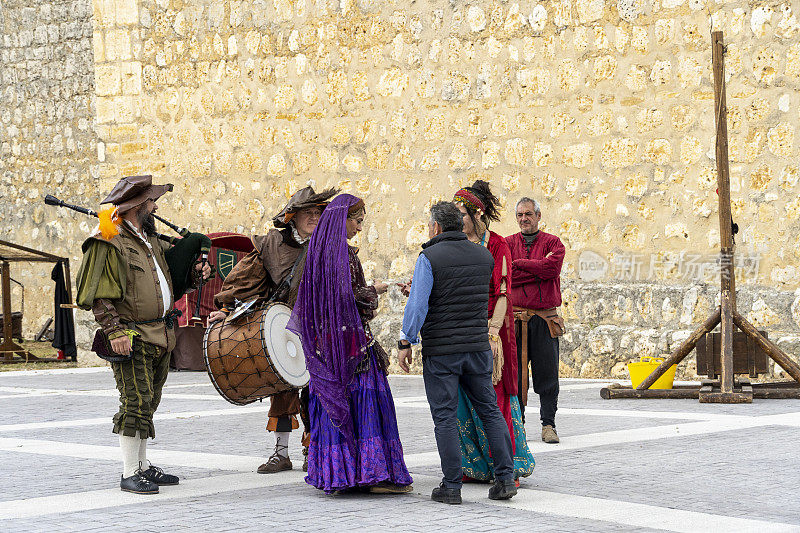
[288,194,413,494]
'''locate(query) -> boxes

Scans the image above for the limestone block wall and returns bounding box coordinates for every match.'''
[0,0,97,342]
[4,0,800,376]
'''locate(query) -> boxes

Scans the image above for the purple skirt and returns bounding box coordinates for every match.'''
[306,348,413,493]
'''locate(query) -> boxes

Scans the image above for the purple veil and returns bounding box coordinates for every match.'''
[287,194,368,444]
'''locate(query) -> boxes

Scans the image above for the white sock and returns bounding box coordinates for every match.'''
[138,431,149,470]
[120,434,140,478]
[275,432,290,458]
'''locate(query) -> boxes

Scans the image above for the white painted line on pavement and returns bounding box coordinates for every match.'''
[6,408,800,473]
[0,405,269,432]
[403,412,800,467]
[557,407,748,421]
[0,367,111,378]
[161,382,214,389]
[559,382,612,390]
[0,386,221,401]
[0,382,616,399]
[0,437,265,472]
[0,377,691,399]
[524,416,782,454]
[1,465,796,533]
[756,411,800,427]
[2,388,794,435]
[410,473,799,533]
[0,471,308,520]
[396,395,757,422]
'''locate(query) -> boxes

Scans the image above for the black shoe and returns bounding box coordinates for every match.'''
[431,483,462,505]
[120,473,159,494]
[139,464,179,486]
[488,478,517,500]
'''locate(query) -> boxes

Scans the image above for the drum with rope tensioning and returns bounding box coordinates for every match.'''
[203,302,309,405]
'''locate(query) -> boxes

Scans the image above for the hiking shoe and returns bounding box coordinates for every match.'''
[139,464,179,486]
[542,425,560,443]
[120,473,159,494]
[488,479,517,500]
[257,454,292,474]
[431,483,462,505]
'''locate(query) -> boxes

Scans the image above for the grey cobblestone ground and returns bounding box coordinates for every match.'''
[2,483,667,533]
[2,369,799,532]
[0,453,232,502]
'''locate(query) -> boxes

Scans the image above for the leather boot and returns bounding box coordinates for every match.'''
[431,482,461,505]
[488,478,517,500]
[542,425,560,443]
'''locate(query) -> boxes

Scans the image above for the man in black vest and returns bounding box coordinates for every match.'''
[397,201,516,505]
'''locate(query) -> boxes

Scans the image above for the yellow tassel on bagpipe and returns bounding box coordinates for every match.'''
[97,206,122,240]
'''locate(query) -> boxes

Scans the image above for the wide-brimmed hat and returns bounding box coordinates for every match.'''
[101,175,172,214]
[272,186,338,228]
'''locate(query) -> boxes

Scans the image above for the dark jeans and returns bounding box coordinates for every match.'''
[422,350,514,489]
[516,315,560,428]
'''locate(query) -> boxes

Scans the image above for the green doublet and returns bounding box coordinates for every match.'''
[75,238,126,309]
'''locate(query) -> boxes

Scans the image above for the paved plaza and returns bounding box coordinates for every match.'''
[1,367,799,532]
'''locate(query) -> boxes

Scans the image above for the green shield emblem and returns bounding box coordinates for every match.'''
[216,250,238,281]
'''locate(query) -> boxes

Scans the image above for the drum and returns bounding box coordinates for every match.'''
[203,302,309,405]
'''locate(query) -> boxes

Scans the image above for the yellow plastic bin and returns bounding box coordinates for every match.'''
[627,356,677,389]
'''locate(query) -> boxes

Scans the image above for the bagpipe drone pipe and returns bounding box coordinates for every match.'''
[44,195,212,300]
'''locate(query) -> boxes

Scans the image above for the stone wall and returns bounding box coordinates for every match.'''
[4,0,800,376]
[0,0,97,346]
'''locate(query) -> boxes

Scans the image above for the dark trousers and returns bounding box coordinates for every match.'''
[422,350,514,489]
[516,315,560,428]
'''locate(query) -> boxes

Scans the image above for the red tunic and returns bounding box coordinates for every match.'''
[487,231,518,397]
[505,231,565,310]
[484,231,518,448]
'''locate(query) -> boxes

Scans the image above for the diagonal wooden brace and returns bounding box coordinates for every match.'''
[636,307,721,390]
[733,311,800,384]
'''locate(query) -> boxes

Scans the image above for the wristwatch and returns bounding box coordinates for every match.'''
[397,340,411,350]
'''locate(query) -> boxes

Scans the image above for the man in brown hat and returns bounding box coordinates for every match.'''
[76,175,211,495]
[210,185,337,474]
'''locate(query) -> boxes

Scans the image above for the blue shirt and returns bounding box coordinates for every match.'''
[400,254,434,345]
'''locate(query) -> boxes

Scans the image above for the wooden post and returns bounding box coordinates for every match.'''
[1,262,12,360]
[63,259,73,305]
[61,258,77,361]
[712,31,735,395]
[0,261,27,361]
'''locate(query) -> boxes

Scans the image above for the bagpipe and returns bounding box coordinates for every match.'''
[44,195,213,317]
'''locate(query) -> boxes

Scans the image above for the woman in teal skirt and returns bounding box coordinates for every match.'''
[453,181,535,483]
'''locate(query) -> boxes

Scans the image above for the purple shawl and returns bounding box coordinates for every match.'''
[287,194,368,443]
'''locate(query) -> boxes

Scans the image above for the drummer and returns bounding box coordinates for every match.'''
[209,186,337,474]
